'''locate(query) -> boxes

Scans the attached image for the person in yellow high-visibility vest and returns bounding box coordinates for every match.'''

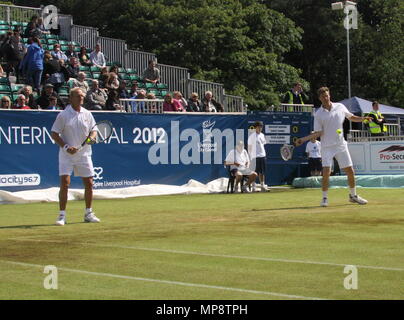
[282,82,309,112]
[363,101,387,136]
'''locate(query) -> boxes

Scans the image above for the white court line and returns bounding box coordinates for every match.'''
[8,237,404,272]
[0,260,326,300]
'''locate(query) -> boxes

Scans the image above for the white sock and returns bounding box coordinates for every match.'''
[322,191,328,199]
[85,208,93,215]
[59,210,66,216]
[350,188,356,196]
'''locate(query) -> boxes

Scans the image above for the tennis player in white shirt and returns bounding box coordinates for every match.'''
[295,87,372,207]
[51,88,101,225]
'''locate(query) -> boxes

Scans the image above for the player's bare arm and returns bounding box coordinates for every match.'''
[295,131,323,147]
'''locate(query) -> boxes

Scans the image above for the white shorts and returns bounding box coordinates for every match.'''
[237,168,255,176]
[321,146,353,169]
[59,154,95,177]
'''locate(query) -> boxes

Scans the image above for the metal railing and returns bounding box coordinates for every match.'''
[0,4,41,24]
[71,24,99,49]
[264,104,314,113]
[187,78,224,105]
[158,63,189,95]
[98,36,127,65]
[119,99,164,113]
[224,94,244,113]
[125,49,156,76]
[348,124,401,142]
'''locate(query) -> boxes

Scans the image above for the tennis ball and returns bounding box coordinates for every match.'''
[86,138,91,143]
[336,129,342,134]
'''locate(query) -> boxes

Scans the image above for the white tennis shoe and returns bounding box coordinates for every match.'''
[349,194,368,205]
[84,212,101,223]
[320,197,328,207]
[55,215,66,226]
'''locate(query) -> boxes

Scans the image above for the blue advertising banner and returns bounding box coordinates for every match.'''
[0,110,312,192]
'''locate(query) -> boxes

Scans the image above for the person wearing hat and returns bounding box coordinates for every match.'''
[36,83,65,110]
[248,121,268,192]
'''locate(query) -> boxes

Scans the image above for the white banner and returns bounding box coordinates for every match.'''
[265,135,290,145]
[265,125,290,134]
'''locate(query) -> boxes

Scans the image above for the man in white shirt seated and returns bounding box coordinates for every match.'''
[224,141,257,193]
[90,43,106,68]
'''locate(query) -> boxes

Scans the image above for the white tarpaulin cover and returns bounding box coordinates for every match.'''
[0,178,229,204]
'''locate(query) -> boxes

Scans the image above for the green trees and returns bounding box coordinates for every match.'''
[12,0,404,108]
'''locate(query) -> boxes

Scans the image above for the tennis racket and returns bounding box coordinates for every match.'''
[280,144,295,161]
[77,120,113,151]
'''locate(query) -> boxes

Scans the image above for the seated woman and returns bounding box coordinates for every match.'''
[0,95,11,109]
[163,93,185,112]
[78,46,92,67]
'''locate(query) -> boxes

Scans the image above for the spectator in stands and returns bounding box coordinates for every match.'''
[105,89,122,111]
[90,43,106,68]
[3,30,25,83]
[132,89,146,113]
[142,60,160,84]
[19,85,38,109]
[130,81,139,97]
[173,91,188,110]
[282,82,309,106]
[20,37,44,93]
[78,46,92,67]
[0,95,11,109]
[42,52,66,93]
[36,17,50,37]
[105,73,120,91]
[187,92,202,112]
[51,44,68,63]
[201,91,223,112]
[65,43,78,59]
[146,93,158,113]
[12,94,31,109]
[85,80,108,111]
[163,93,184,112]
[98,67,109,88]
[118,80,131,99]
[109,65,119,75]
[36,83,65,109]
[0,64,4,77]
[45,95,62,110]
[71,72,89,95]
[23,15,41,39]
[66,57,80,79]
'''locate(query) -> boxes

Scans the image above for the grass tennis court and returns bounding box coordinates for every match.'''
[0,188,403,300]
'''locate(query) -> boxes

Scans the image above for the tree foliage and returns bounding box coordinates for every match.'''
[12,0,404,108]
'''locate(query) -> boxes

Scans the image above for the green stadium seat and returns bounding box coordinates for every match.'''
[58,87,69,96]
[145,82,156,89]
[138,83,146,89]
[47,39,58,45]
[129,75,141,81]
[0,30,7,36]
[0,77,10,85]
[71,41,80,46]
[59,40,68,45]
[147,89,159,96]
[90,66,101,72]
[125,68,137,75]
[22,22,28,27]
[22,37,28,43]
[0,20,7,25]
[119,73,130,80]
[73,47,81,52]
[61,45,68,51]
[11,21,22,26]
[159,90,168,97]
[40,38,46,44]
[0,84,11,93]
[84,71,92,78]
[157,83,168,89]
[79,66,90,71]
[92,73,100,79]
[45,34,58,39]
[118,67,126,73]
[0,25,10,30]
[11,84,25,92]
[67,79,75,88]
[12,93,19,102]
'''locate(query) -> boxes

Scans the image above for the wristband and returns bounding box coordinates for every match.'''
[63,144,69,150]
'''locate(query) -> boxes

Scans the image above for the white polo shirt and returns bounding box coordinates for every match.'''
[305,140,321,158]
[248,132,266,158]
[51,105,96,159]
[313,103,353,149]
[225,148,250,171]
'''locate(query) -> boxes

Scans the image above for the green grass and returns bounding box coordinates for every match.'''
[0,188,403,300]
